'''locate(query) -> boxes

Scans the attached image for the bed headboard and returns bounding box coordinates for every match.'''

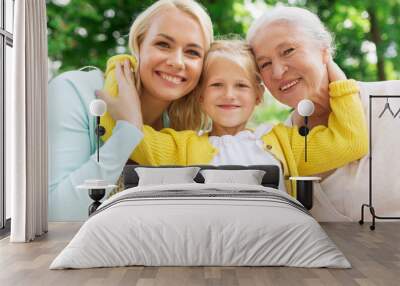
[123,165,280,189]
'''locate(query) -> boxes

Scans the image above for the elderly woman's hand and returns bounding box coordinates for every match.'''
[96,60,143,129]
[327,57,347,82]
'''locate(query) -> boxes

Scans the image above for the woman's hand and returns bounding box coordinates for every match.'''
[293,57,346,128]
[96,60,143,129]
[327,57,347,82]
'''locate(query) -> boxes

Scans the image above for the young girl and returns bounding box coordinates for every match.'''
[48,0,213,221]
[98,40,368,194]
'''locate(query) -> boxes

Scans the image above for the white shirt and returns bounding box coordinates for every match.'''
[208,124,286,191]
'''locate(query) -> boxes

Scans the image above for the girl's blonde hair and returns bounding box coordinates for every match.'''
[128,0,213,130]
[195,38,265,131]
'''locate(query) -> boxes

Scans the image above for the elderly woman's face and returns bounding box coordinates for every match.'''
[251,22,329,108]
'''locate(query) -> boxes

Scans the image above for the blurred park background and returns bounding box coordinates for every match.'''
[47,0,400,124]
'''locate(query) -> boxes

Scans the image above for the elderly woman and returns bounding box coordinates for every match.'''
[247,6,368,221]
[247,6,339,129]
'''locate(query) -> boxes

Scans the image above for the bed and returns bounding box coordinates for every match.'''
[50,165,350,269]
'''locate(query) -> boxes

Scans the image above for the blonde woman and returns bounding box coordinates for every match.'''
[48,0,213,221]
[99,40,368,195]
[100,0,213,136]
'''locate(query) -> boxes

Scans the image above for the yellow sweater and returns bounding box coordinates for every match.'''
[101,55,368,196]
[131,80,367,195]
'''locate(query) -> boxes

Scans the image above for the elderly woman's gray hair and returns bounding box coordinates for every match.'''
[247,6,336,55]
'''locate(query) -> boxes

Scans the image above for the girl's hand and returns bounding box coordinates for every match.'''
[327,57,347,82]
[96,60,143,129]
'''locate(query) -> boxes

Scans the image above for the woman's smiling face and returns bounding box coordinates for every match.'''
[139,7,206,103]
[251,21,329,108]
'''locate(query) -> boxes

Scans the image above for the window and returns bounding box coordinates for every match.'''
[0,0,14,236]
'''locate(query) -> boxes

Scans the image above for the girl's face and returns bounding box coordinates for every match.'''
[139,7,207,103]
[251,22,329,109]
[200,57,262,134]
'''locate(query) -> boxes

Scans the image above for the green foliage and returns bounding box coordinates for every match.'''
[47,0,400,80]
[46,0,247,71]
[47,0,400,122]
[198,0,248,36]
[47,0,155,71]
[249,92,292,127]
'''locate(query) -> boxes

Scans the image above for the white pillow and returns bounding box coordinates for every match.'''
[200,169,266,185]
[135,167,200,186]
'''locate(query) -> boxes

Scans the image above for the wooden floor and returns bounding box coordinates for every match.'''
[0,222,399,286]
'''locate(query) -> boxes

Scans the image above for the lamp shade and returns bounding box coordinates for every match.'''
[89,99,107,116]
[297,99,315,117]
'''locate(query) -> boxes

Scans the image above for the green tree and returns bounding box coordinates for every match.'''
[47,0,155,72]
[47,0,400,123]
[47,0,400,80]
[47,0,247,73]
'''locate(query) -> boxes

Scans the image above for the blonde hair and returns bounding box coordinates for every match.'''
[128,0,213,130]
[194,38,264,131]
[247,6,335,56]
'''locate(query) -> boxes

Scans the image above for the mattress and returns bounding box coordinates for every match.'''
[50,183,350,269]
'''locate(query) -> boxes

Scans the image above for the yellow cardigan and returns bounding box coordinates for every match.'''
[131,80,367,194]
[101,55,368,196]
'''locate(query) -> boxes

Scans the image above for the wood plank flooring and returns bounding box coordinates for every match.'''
[0,222,399,286]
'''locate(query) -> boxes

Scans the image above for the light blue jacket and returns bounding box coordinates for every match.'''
[48,69,143,221]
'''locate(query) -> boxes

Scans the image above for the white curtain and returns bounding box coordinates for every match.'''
[8,0,48,242]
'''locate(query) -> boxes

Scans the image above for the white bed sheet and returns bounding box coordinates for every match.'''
[50,183,350,269]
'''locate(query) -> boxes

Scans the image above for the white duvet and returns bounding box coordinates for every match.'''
[50,183,350,269]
